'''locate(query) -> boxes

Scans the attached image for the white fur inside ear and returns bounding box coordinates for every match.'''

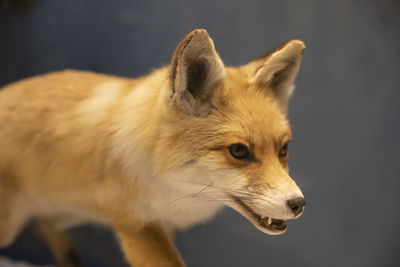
[172,30,226,116]
[253,40,305,107]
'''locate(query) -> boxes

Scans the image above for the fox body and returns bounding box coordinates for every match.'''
[0,29,306,266]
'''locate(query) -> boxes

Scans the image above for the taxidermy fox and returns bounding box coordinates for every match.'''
[0,29,306,267]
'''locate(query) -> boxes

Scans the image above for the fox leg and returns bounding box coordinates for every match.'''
[0,176,27,248]
[166,227,176,242]
[0,201,20,248]
[115,222,185,267]
[0,196,13,247]
[36,218,81,267]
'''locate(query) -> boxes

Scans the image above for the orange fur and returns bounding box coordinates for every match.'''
[0,29,306,266]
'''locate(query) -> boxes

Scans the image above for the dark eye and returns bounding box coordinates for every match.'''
[229,143,250,160]
[279,142,289,158]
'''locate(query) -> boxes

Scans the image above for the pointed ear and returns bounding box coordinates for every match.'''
[248,40,305,110]
[169,29,226,116]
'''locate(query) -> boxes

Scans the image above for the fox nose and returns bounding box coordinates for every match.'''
[287,197,306,216]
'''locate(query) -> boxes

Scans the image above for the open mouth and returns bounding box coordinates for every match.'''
[230,195,287,235]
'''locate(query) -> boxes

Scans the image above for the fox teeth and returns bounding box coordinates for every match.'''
[261,216,273,226]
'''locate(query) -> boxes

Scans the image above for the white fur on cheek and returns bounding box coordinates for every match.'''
[128,160,246,230]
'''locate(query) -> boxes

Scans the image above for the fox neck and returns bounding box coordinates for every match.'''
[107,68,223,228]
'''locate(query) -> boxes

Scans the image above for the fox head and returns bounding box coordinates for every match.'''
[155,29,305,235]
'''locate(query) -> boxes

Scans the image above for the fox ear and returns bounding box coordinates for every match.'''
[248,40,305,110]
[170,29,226,116]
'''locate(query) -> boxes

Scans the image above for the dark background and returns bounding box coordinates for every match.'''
[1,0,400,266]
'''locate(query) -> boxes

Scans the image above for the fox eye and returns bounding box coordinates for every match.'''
[279,142,289,158]
[229,143,250,160]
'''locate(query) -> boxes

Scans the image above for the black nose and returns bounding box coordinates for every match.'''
[287,197,306,216]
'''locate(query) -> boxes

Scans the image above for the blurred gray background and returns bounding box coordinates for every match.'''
[1,0,399,266]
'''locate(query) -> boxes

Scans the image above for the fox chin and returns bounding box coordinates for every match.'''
[0,29,306,266]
